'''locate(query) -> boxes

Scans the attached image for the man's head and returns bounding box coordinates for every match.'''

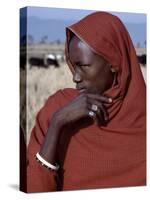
[69,35,115,94]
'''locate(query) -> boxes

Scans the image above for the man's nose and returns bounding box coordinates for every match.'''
[73,72,82,83]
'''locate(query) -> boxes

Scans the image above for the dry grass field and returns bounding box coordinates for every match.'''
[21,62,146,145]
[26,62,75,144]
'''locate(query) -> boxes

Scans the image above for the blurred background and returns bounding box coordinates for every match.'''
[20,7,146,144]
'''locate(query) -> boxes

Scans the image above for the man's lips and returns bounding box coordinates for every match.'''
[76,87,87,93]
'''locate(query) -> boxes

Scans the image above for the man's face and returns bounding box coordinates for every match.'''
[68,36,114,94]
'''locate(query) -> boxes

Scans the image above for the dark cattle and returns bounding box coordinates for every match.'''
[28,57,60,68]
[137,54,146,66]
[29,57,48,68]
[46,58,59,68]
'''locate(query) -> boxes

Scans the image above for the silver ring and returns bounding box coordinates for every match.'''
[88,111,96,118]
[91,104,98,112]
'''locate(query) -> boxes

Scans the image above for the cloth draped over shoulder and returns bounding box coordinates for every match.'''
[27,12,146,193]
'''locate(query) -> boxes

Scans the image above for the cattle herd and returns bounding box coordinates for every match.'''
[20,53,146,70]
[20,53,64,69]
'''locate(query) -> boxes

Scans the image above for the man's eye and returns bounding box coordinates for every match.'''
[80,65,90,68]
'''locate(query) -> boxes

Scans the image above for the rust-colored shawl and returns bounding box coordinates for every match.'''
[65,11,146,176]
[26,12,146,193]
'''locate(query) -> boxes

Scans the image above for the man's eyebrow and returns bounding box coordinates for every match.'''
[75,61,90,65]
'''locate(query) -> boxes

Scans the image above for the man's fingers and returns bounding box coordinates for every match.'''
[87,93,112,104]
[87,99,107,114]
[87,101,108,124]
[96,109,105,125]
[99,104,108,122]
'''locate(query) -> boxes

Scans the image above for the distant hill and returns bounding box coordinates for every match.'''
[20,16,146,47]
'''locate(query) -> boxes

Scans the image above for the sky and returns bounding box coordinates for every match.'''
[20,6,146,46]
[27,6,146,23]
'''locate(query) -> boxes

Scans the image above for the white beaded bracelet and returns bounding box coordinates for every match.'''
[35,152,59,171]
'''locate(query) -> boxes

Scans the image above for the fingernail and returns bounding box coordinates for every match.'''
[108,98,112,103]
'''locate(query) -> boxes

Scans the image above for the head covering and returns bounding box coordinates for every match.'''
[65,11,146,126]
[65,11,146,166]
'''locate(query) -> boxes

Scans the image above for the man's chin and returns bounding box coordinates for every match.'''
[78,89,87,94]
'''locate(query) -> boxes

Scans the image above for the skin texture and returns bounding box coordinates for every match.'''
[39,35,115,164]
